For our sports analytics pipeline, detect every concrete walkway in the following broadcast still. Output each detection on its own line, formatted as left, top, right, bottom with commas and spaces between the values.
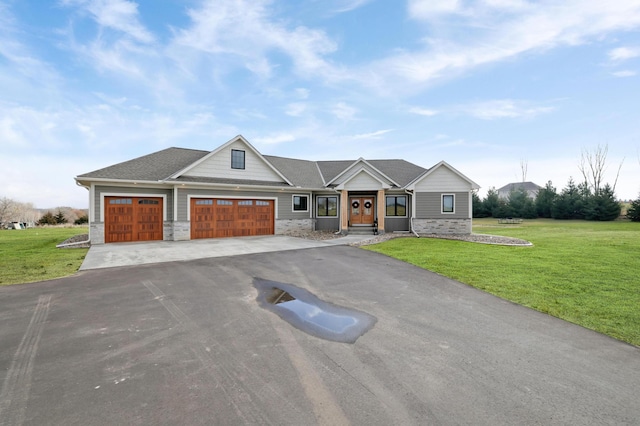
80, 234, 378, 270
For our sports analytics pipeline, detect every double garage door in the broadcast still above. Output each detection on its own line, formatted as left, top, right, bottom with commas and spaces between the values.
191, 198, 274, 239
105, 197, 163, 243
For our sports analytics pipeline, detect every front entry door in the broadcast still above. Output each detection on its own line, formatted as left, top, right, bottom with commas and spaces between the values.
350, 197, 375, 225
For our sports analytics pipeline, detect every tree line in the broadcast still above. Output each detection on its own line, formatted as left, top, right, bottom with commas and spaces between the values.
0, 196, 88, 227
473, 178, 631, 221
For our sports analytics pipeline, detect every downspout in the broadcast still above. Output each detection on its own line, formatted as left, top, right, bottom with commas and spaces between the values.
405, 189, 420, 238
56, 238, 91, 248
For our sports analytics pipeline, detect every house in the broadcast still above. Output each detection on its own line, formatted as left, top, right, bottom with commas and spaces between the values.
497, 181, 541, 200
75, 135, 480, 244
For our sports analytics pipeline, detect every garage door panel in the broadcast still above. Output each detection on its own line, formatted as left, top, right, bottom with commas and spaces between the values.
105, 197, 163, 243
190, 198, 274, 239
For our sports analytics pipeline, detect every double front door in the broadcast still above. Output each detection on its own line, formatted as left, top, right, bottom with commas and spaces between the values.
350, 197, 375, 225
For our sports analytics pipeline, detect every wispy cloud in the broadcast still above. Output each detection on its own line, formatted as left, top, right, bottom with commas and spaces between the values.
332, 102, 358, 120
608, 46, 640, 62
170, 0, 342, 81
352, 129, 394, 139
365, 1, 640, 94
408, 107, 439, 116
253, 133, 296, 145
612, 70, 637, 77
330, 0, 373, 14
460, 99, 555, 120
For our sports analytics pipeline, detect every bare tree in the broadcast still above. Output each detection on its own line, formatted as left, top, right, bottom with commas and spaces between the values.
578, 144, 624, 193
520, 158, 528, 182
0, 197, 17, 224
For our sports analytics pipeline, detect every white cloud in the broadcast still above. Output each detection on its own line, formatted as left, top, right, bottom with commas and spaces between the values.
331, 0, 373, 14
286, 103, 307, 117
332, 102, 358, 120
612, 70, 637, 77
366, 1, 640, 94
170, 0, 341, 80
608, 46, 640, 62
409, 107, 439, 116
408, 0, 462, 18
253, 133, 296, 145
352, 129, 394, 140
461, 99, 555, 120
63, 0, 154, 43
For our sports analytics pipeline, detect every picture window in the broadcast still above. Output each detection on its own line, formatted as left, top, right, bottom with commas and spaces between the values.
293, 195, 309, 212
231, 149, 245, 169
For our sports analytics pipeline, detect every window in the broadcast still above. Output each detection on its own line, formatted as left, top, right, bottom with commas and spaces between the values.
386, 196, 407, 216
256, 200, 270, 206
138, 199, 159, 205
195, 199, 213, 205
231, 149, 245, 169
317, 196, 338, 217
217, 200, 233, 205
238, 200, 253, 206
293, 195, 308, 212
442, 194, 455, 213
109, 198, 132, 205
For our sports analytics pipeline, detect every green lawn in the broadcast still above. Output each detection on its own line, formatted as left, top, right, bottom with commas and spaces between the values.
364, 219, 640, 346
0, 227, 89, 285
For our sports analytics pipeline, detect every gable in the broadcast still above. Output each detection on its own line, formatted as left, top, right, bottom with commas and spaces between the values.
178, 137, 288, 184
411, 162, 479, 192
331, 161, 396, 188
339, 170, 387, 190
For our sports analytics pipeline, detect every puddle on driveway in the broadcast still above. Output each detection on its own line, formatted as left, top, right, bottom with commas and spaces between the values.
254, 278, 377, 344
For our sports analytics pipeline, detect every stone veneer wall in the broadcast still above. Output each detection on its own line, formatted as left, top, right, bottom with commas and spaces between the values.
412, 218, 471, 234
90, 223, 105, 244
171, 221, 190, 241
275, 219, 313, 234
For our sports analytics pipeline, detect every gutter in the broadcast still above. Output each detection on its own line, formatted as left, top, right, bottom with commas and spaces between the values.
405, 189, 420, 238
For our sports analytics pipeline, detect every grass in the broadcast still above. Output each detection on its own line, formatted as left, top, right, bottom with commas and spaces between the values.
364, 218, 640, 346
0, 227, 89, 286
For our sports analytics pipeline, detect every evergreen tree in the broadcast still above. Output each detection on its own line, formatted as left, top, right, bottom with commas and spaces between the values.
472, 191, 489, 218
627, 195, 640, 222
54, 209, 67, 224
535, 181, 557, 218
552, 178, 585, 219
507, 187, 529, 218
482, 187, 500, 218
38, 211, 57, 225
74, 214, 89, 225
583, 185, 621, 221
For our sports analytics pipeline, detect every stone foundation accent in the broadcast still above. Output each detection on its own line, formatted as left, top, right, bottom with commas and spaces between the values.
89, 223, 105, 244
412, 218, 472, 234
170, 221, 190, 241
275, 219, 313, 234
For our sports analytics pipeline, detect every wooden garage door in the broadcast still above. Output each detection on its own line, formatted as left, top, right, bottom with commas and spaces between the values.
105, 197, 163, 243
191, 198, 274, 239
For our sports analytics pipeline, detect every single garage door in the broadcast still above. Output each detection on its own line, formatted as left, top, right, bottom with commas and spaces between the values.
191, 198, 274, 239
105, 197, 163, 243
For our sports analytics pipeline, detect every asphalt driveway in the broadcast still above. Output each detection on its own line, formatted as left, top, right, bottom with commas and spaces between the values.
1, 246, 639, 425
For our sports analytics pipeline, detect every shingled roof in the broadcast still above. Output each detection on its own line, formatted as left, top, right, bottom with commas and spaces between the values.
77, 148, 208, 181
77, 146, 429, 189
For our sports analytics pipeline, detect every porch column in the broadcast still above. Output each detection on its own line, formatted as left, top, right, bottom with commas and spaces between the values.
340, 190, 349, 233
377, 189, 385, 234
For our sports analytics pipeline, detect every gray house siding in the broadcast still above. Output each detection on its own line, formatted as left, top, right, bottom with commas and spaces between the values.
384, 217, 410, 232
415, 192, 469, 219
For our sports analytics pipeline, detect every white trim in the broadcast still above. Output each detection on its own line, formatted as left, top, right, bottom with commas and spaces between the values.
384, 195, 408, 218
441, 193, 455, 214
89, 183, 96, 223
468, 191, 473, 219
315, 195, 339, 218
100, 193, 168, 222
187, 194, 279, 220
173, 186, 179, 222
291, 193, 311, 214
336, 168, 392, 190
326, 158, 400, 188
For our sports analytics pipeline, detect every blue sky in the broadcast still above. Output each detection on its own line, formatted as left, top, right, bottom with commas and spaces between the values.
1, 0, 639, 208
